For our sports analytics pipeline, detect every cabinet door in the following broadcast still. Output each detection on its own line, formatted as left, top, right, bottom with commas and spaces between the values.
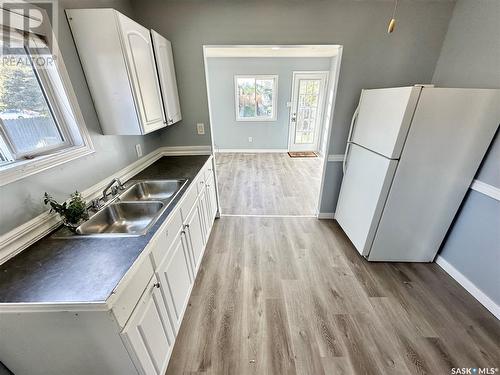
117, 14, 165, 134
184, 200, 206, 273
122, 277, 174, 375
151, 30, 182, 125
198, 188, 210, 244
156, 230, 193, 333
205, 169, 218, 224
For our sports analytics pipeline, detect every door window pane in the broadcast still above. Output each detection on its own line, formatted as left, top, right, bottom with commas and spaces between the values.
294, 79, 321, 144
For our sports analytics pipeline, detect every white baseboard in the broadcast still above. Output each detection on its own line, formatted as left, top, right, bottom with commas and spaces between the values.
435, 255, 500, 320
317, 212, 335, 219
215, 148, 288, 153
327, 154, 344, 162
0, 145, 212, 265
160, 145, 212, 155
470, 179, 500, 201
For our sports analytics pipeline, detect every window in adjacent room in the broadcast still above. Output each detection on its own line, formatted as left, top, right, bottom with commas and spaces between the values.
234, 75, 278, 121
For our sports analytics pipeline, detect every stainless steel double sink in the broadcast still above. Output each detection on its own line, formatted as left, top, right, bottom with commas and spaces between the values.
75, 179, 187, 237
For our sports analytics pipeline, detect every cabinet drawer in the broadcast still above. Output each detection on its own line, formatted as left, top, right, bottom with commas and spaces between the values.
150, 209, 183, 269
197, 176, 206, 195
112, 257, 155, 328
204, 162, 214, 182
180, 181, 198, 221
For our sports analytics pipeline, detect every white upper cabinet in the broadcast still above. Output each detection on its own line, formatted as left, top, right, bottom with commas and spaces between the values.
67, 9, 181, 135
151, 30, 182, 125
117, 14, 165, 134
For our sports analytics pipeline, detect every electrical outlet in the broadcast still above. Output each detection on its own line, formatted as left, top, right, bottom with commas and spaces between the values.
135, 144, 143, 158
248, 137, 253, 143
197, 123, 205, 135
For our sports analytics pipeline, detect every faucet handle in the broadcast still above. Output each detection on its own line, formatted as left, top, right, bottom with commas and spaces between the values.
116, 178, 125, 190
89, 198, 102, 211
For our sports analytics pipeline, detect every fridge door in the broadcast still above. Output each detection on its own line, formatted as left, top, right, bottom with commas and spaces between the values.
351, 86, 421, 159
335, 144, 398, 256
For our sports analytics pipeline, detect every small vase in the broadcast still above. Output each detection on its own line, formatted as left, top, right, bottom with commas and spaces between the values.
62, 218, 85, 232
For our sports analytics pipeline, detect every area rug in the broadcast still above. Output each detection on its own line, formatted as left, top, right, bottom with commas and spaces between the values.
288, 151, 318, 158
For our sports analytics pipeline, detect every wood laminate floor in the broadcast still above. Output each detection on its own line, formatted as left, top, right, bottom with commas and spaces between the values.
215, 153, 323, 215
166, 216, 500, 375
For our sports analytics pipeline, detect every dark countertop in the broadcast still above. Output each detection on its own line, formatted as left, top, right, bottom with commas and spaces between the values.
0, 155, 210, 304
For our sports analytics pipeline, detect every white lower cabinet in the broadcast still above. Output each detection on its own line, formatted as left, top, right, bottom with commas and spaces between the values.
184, 197, 206, 273
121, 276, 175, 375
126, 156, 218, 374
156, 230, 193, 333
206, 170, 218, 225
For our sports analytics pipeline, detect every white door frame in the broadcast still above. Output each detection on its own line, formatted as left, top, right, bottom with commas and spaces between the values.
202, 45, 343, 218
288, 71, 329, 152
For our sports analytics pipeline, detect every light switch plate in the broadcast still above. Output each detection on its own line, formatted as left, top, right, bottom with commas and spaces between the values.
248, 137, 253, 143
197, 123, 205, 135
135, 144, 143, 158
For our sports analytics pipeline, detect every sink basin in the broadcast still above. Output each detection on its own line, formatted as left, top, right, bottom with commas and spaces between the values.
76, 201, 164, 236
120, 179, 187, 202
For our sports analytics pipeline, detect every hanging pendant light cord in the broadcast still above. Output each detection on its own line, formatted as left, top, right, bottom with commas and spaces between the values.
392, 0, 399, 20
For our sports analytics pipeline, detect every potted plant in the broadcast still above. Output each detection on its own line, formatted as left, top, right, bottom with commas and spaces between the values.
43, 191, 89, 231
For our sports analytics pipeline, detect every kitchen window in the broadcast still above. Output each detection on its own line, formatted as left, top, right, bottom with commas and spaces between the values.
0, 7, 93, 186
234, 75, 278, 121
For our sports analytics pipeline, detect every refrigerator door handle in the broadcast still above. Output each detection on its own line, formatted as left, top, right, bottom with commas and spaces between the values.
343, 104, 360, 174
343, 142, 351, 174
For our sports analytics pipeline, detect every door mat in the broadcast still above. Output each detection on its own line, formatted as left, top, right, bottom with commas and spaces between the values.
288, 151, 318, 158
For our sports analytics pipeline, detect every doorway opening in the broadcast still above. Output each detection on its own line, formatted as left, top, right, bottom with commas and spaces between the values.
203, 45, 343, 217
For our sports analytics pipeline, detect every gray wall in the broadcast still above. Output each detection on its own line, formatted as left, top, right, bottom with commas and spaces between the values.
0, 0, 164, 235
132, 0, 455, 213
207, 57, 331, 150
434, 0, 500, 306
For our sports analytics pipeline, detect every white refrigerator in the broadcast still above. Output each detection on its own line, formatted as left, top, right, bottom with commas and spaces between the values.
335, 86, 500, 262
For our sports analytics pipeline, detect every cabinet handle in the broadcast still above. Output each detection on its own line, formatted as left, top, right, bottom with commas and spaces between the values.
181, 230, 186, 235
153, 282, 160, 289
183, 224, 190, 229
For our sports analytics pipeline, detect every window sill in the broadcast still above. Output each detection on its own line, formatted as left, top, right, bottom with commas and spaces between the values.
0, 145, 95, 187
235, 117, 277, 122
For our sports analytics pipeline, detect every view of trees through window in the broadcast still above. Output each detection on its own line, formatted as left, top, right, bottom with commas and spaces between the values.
236, 76, 276, 120
0, 47, 63, 163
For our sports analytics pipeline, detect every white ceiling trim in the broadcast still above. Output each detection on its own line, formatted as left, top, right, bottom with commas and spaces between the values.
204, 45, 340, 58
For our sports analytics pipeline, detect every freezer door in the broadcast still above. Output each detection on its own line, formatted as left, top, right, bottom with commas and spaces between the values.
335, 144, 398, 256
351, 86, 421, 159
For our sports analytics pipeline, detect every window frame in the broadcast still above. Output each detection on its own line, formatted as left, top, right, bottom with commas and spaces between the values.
0, 6, 94, 186
234, 74, 278, 122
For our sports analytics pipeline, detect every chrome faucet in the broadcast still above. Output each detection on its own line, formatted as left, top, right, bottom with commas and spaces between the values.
102, 178, 125, 200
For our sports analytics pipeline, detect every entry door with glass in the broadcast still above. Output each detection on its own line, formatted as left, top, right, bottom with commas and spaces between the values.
288, 72, 328, 152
